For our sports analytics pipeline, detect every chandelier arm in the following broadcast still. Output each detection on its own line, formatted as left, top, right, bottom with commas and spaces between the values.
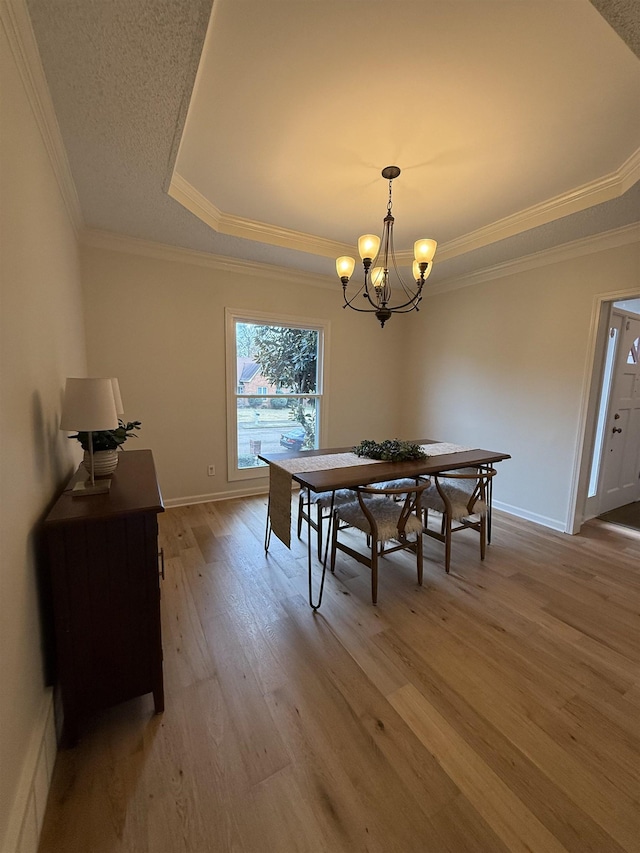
365, 219, 392, 309
385, 277, 424, 310
342, 280, 382, 313
343, 287, 379, 312
363, 294, 383, 310
358, 258, 389, 311
342, 303, 386, 315
381, 226, 423, 311
362, 283, 384, 311
341, 275, 367, 305
387, 301, 423, 314
389, 226, 413, 299
389, 244, 418, 300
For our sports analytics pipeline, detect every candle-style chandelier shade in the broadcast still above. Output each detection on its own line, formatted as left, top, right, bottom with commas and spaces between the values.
336, 166, 437, 328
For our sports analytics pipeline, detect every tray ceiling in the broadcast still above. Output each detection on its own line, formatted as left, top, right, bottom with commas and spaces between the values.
26, 0, 640, 284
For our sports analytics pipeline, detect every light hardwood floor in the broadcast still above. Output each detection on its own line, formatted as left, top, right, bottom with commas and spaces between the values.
38, 495, 640, 852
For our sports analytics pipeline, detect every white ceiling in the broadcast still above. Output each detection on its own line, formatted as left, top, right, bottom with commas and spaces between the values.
26, 0, 640, 284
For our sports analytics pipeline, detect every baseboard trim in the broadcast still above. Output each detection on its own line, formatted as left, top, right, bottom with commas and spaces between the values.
493, 500, 567, 533
163, 484, 270, 508
2, 689, 57, 853
164, 492, 566, 531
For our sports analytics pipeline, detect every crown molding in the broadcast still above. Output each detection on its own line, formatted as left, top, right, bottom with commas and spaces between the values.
435, 148, 640, 263
171, 148, 640, 266
82, 221, 639, 300
80, 228, 337, 289
169, 173, 351, 258
428, 222, 640, 296
1, 0, 83, 233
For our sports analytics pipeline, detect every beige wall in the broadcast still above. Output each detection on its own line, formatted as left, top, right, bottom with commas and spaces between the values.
80, 233, 640, 529
400, 239, 640, 529
80, 235, 640, 529
0, 19, 87, 849
80, 244, 410, 502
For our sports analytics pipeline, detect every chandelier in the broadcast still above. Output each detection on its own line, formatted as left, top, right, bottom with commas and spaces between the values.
336, 166, 437, 328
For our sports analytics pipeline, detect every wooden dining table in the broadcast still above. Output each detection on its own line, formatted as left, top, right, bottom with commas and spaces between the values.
258, 440, 511, 609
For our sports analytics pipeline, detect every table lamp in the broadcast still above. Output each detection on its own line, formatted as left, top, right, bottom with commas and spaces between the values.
60, 377, 119, 495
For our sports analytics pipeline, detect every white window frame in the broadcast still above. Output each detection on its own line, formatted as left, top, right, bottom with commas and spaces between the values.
225, 308, 330, 481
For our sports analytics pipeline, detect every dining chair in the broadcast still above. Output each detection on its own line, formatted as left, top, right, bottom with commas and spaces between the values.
329, 480, 428, 605
373, 478, 422, 499
297, 488, 354, 559
421, 467, 497, 573
438, 464, 496, 542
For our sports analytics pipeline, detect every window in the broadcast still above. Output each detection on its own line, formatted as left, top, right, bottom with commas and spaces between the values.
588, 324, 618, 497
225, 309, 329, 480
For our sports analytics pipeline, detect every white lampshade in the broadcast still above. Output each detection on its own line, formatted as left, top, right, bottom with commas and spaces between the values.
109, 378, 124, 416
60, 378, 119, 432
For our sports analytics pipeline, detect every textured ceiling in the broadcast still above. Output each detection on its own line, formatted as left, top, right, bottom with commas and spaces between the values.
26, 0, 640, 285
589, 0, 640, 55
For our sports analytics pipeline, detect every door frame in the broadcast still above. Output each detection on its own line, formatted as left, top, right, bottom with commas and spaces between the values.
593, 310, 640, 514
567, 287, 640, 534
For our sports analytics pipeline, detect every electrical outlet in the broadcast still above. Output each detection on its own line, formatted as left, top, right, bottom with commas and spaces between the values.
207, 464, 215, 476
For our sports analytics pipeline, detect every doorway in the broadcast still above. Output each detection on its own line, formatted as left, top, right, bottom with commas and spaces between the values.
580, 297, 640, 529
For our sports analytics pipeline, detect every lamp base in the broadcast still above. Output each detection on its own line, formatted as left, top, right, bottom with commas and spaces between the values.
71, 478, 112, 497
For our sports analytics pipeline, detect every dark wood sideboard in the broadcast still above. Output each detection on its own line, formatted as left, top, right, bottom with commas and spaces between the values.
44, 449, 165, 746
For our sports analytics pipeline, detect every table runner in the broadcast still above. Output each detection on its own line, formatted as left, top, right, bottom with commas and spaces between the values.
420, 442, 472, 455
268, 443, 471, 548
269, 453, 384, 548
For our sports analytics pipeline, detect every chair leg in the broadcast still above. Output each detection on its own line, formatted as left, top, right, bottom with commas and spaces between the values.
416, 534, 423, 586
330, 511, 338, 574
297, 492, 328, 561
297, 490, 306, 539
444, 514, 452, 573
486, 472, 493, 544
370, 541, 378, 605
480, 512, 487, 560
264, 496, 272, 552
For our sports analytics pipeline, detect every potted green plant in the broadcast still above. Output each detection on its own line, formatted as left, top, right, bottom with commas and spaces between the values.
69, 420, 141, 477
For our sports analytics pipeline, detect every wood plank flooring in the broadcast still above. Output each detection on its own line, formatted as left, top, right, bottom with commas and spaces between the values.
38, 496, 640, 852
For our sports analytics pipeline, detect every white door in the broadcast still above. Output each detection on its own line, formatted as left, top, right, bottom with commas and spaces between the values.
598, 315, 640, 513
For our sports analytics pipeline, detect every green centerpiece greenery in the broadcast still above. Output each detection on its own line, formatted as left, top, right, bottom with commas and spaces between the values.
69, 420, 141, 452
353, 439, 427, 462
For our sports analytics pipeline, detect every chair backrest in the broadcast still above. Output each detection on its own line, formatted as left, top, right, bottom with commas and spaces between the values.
433, 467, 496, 517
352, 479, 429, 540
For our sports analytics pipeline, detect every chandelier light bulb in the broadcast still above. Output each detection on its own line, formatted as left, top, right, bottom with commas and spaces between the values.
358, 234, 380, 261
413, 260, 433, 282
414, 238, 437, 263
336, 256, 356, 281
371, 267, 386, 290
